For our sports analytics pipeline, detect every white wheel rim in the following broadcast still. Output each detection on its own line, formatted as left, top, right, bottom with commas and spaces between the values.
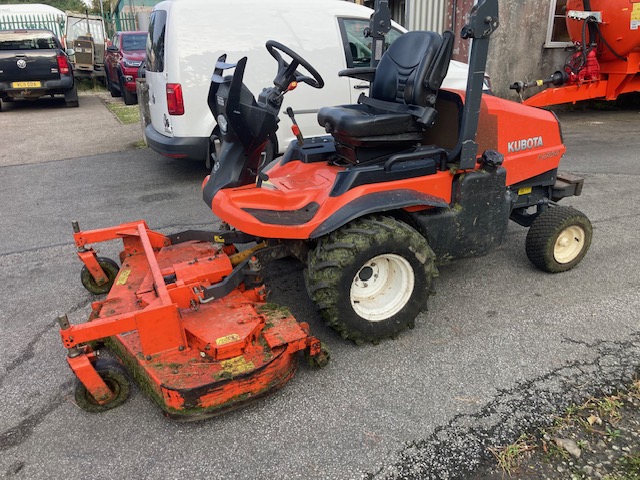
554, 225, 586, 264
350, 254, 414, 322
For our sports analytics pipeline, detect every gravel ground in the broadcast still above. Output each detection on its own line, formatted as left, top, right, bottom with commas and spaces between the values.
478, 380, 640, 479
368, 335, 640, 479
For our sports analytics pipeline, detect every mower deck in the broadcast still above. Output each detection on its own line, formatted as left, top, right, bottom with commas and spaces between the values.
59, 221, 324, 418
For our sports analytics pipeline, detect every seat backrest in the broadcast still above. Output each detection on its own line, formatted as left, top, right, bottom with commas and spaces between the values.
371, 30, 454, 108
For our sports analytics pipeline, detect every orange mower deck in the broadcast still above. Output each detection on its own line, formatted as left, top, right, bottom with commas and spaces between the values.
58, 220, 326, 418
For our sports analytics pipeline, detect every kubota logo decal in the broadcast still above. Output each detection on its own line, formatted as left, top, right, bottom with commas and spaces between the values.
507, 136, 543, 153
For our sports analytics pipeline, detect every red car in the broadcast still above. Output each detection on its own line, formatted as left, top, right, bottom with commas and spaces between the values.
105, 31, 147, 105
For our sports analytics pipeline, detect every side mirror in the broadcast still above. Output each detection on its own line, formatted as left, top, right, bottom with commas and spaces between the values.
66, 48, 76, 56
106, 45, 119, 53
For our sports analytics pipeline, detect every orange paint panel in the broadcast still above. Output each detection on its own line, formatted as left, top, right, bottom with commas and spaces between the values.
67, 354, 113, 403
212, 167, 453, 239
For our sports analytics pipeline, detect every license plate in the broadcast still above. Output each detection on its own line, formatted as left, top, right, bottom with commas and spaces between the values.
12, 81, 41, 88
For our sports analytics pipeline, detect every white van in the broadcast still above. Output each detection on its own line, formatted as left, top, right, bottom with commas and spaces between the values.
144, 0, 474, 163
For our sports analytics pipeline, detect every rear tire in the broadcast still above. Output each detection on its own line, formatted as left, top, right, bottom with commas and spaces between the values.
306, 215, 437, 344
64, 84, 79, 108
120, 77, 136, 105
107, 74, 120, 97
526, 206, 592, 273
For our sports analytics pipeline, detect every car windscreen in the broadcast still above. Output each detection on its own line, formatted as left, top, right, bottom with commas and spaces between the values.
122, 34, 147, 52
0, 31, 59, 50
147, 10, 166, 73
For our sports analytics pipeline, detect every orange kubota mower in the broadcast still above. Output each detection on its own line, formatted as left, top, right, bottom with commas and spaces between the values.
59, 0, 591, 417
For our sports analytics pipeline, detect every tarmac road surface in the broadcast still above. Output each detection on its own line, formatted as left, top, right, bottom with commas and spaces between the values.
0, 96, 639, 479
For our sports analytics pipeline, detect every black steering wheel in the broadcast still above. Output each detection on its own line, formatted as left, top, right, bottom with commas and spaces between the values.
266, 40, 324, 90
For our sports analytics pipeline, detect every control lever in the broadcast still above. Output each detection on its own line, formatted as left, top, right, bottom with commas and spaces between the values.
286, 107, 304, 146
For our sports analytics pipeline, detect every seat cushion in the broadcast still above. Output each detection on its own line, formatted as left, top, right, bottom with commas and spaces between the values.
318, 103, 418, 138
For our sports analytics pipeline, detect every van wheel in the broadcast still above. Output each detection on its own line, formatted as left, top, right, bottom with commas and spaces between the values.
306, 215, 437, 344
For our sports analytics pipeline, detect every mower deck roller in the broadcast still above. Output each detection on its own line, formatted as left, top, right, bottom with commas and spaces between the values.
59, 220, 326, 418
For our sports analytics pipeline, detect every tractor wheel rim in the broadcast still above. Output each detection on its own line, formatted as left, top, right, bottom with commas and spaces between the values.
554, 225, 585, 264
350, 254, 414, 322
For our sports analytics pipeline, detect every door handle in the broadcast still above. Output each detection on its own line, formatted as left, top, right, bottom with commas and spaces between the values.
353, 84, 369, 89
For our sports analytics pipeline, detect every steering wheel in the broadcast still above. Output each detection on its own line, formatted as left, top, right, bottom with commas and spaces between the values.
266, 40, 324, 90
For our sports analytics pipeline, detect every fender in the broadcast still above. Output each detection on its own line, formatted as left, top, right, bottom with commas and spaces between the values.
309, 189, 448, 239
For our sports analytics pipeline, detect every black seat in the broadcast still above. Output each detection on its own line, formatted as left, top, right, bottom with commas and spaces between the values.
318, 30, 454, 163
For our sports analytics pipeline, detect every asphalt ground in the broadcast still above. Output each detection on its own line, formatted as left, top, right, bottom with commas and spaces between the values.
0, 96, 639, 479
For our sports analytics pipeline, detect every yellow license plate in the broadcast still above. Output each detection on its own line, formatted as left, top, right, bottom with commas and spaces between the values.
12, 81, 41, 88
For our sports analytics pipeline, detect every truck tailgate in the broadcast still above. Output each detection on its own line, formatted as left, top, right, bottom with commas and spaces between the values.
0, 51, 60, 83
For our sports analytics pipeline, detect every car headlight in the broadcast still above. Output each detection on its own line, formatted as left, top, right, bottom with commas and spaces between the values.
123, 59, 143, 68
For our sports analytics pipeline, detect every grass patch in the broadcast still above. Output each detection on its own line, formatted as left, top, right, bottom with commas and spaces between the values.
107, 103, 141, 125
76, 77, 107, 93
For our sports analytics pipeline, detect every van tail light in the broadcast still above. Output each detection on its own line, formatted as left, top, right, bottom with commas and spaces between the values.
57, 54, 70, 75
166, 83, 185, 115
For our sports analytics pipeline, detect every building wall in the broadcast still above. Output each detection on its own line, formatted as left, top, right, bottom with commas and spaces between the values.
484, 0, 568, 98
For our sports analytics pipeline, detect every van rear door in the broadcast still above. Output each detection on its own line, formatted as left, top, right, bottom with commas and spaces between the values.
145, 9, 170, 136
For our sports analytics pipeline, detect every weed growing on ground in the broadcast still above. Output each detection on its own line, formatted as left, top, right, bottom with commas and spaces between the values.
488, 434, 536, 476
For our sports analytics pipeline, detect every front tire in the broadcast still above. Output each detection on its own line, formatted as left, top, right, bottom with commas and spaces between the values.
526, 206, 592, 273
73, 359, 130, 413
306, 216, 437, 344
80, 257, 120, 294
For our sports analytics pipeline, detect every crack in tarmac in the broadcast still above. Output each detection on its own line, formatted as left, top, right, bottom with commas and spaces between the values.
0, 380, 73, 453
367, 333, 640, 480
0, 297, 93, 387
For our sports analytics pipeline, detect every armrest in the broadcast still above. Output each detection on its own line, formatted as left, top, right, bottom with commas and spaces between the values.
337, 67, 376, 82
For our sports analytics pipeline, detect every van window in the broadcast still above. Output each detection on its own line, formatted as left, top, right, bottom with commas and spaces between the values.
147, 10, 167, 72
338, 18, 403, 68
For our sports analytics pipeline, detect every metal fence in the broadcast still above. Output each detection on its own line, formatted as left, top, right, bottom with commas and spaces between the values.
0, 11, 140, 42
103, 12, 137, 38
0, 13, 66, 39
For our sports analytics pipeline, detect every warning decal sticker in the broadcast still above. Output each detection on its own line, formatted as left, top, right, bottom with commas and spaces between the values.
632, 3, 640, 30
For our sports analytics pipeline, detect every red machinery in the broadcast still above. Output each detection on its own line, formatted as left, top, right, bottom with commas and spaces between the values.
512, 0, 640, 107
59, 0, 592, 418
59, 221, 327, 417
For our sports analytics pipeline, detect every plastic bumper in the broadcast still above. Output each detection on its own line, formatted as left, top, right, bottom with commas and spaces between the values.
145, 124, 208, 160
0, 75, 74, 97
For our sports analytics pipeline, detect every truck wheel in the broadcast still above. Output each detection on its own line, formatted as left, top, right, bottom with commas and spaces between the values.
64, 85, 79, 108
120, 77, 136, 105
80, 257, 120, 294
74, 359, 130, 413
526, 206, 592, 273
306, 216, 437, 344
107, 74, 120, 97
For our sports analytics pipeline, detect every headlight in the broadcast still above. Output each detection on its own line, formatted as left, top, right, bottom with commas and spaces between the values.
123, 59, 143, 68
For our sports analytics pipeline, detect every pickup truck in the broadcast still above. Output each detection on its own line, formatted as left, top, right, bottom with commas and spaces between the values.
104, 30, 147, 105
0, 29, 79, 110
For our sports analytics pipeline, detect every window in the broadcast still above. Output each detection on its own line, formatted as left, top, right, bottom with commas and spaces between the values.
339, 18, 403, 68
545, 0, 572, 48
147, 10, 167, 72
122, 33, 147, 52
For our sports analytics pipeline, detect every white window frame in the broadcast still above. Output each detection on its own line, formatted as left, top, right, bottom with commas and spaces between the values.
545, 0, 573, 48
